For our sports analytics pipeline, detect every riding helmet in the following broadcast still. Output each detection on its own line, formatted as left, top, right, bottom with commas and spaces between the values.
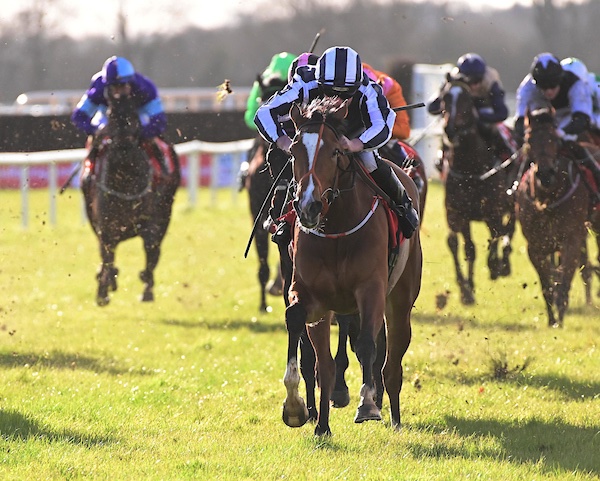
316, 46, 363, 99
288, 52, 318, 82
102, 56, 136, 85
457, 53, 486, 83
560, 57, 589, 83
531, 53, 563, 89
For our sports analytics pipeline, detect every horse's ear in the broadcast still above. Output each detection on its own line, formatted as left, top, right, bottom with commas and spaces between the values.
290, 103, 302, 127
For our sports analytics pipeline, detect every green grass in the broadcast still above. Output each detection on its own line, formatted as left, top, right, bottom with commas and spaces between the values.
0, 183, 599, 480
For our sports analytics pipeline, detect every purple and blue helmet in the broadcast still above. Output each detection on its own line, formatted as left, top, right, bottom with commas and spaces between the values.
102, 56, 135, 85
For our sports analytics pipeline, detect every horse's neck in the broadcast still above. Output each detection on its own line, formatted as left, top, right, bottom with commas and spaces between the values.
451, 133, 493, 173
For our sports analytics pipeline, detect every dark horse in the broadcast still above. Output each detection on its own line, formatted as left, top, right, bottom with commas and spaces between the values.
281, 98, 422, 436
516, 108, 594, 327
82, 89, 180, 306
241, 136, 286, 311
441, 80, 514, 304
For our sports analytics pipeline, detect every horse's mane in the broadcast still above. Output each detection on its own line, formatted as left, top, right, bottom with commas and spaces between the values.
527, 107, 556, 129
299, 97, 349, 134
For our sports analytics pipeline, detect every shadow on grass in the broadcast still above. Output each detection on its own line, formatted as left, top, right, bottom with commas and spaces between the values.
162, 317, 287, 334
413, 415, 600, 476
412, 311, 535, 333
0, 409, 115, 446
0, 350, 151, 376
454, 371, 600, 402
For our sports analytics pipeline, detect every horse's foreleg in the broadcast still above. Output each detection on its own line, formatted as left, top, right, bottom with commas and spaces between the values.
254, 229, 270, 312
283, 302, 309, 428
487, 236, 500, 281
354, 291, 385, 424
96, 241, 117, 306
528, 247, 557, 326
464, 229, 476, 302
140, 237, 161, 302
307, 315, 335, 436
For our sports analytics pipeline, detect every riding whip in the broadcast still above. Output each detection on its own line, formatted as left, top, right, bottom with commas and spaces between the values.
243, 157, 292, 259
59, 161, 83, 194
392, 102, 425, 112
308, 29, 325, 54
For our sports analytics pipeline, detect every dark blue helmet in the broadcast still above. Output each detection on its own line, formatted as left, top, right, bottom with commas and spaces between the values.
457, 53, 486, 82
102, 56, 135, 85
531, 53, 563, 89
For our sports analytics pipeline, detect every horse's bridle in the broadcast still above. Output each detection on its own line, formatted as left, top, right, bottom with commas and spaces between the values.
293, 118, 354, 212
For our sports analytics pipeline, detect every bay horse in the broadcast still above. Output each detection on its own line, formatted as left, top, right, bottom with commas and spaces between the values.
441, 80, 514, 304
308, 141, 429, 410
516, 108, 593, 327
282, 97, 422, 436
81, 89, 180, 306
241, 136, 287, 311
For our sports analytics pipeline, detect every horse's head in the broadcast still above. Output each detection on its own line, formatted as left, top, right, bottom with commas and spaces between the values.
104, 85, 141, 145
525, 107, 560, 187
441, 80, 478, 143
289, 98, 350, 229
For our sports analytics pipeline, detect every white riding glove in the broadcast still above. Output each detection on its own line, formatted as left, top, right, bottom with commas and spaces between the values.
556, 128, 578, 142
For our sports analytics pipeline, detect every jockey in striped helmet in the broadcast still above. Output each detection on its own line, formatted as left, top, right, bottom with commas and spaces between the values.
255, 46, 419, 239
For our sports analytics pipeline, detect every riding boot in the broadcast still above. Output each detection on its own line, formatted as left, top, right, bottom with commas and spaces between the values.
568, 142, 600, 201
370, 158, 419, 239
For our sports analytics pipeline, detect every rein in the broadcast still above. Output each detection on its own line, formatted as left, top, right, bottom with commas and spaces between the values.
298, 196, 381, 238
294, 116, 381, 237
527, 159, 581, 212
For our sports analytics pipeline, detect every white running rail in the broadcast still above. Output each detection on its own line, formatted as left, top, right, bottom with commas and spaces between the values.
0, 138, 254, 228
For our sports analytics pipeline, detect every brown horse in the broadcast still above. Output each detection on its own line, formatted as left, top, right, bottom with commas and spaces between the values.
516, 108, 594, 326
441, 80, 514, 304
281, 98, 422, 436
82, 90, 180, 306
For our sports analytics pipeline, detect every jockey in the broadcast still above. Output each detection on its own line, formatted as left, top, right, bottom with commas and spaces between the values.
71, 56, 168, 174
255, 46, 419, 239
514, 52, 600, 199
428, 53, 513, 169
244, 52, 296, 131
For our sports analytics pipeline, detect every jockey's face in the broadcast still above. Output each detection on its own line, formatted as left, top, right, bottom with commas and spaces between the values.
107, 82, 132, 99
540, 85, 560, 100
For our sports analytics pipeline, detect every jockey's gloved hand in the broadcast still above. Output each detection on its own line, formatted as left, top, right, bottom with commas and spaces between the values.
276, 135, 292, 153
339, 136, 364, 153
556, 128, 578, 142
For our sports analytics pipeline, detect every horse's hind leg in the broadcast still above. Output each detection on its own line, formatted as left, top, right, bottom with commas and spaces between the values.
299, 328, 318, 422
580, 240, 592, 305
331, 313, 354, 408
307, 314, 335, 436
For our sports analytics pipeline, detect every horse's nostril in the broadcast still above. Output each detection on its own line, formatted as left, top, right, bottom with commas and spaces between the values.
307, 201, 323, 218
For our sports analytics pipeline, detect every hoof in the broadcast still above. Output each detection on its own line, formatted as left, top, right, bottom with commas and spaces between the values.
331, 388, 350, 408
141, 291, 154, 302
267, 278, 283, 296
314, 425, 332, 437
282, 400, 309, 428
96, 295, 110, 307
307, 406, 318, 423
354, 404, 382, 423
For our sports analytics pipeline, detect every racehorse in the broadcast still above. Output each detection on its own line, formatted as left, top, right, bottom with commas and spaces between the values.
441, 80, 514, 304
313, 141, 429, 410
81, 89, 180, 306
516, 108, 594, 326
281, 97, 422, 436
241, 136, 286, 311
